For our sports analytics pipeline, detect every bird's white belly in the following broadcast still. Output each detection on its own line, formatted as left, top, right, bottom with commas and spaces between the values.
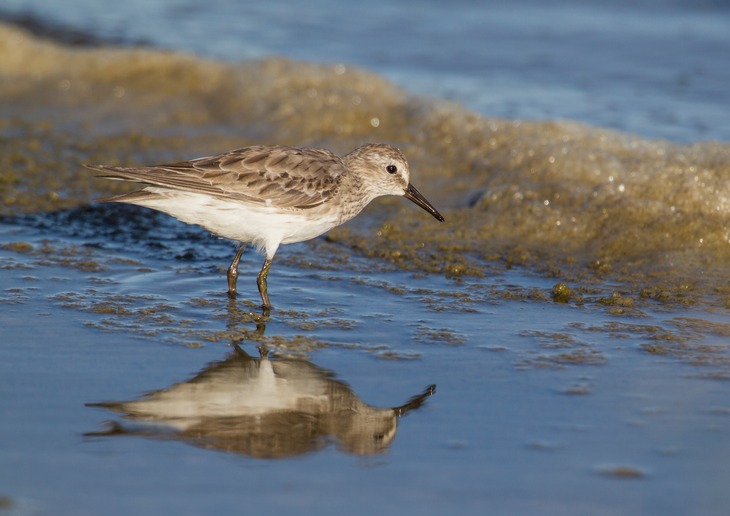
137, 191, 340, 254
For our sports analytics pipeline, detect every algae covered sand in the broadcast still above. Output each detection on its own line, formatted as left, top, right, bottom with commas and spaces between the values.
2, 22, 730, 307
2, 13, 730, 516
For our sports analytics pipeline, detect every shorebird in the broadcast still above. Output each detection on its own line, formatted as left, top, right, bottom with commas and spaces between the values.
88, 143, 444, 308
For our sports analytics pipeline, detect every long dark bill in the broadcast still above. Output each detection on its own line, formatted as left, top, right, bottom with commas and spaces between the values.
404, 183, 445, 222
393, 384, 437, 417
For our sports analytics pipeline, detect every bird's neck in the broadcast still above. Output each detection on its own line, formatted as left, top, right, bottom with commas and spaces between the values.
335, 172, 377, 224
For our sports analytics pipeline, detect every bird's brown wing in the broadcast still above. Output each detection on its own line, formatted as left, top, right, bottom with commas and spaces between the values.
88, 145, 346, 209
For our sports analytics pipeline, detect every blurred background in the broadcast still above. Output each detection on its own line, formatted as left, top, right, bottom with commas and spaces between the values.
3, 0, 729, 142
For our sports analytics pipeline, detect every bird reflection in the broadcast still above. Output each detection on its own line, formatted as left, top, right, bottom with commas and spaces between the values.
86, 343, 435, 458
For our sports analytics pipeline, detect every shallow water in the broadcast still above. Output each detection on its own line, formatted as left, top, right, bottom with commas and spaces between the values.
2, 208, 730, 515
1, 3, 730, 514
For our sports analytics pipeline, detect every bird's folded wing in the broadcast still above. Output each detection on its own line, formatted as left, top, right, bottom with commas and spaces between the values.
88, 145, 345, 209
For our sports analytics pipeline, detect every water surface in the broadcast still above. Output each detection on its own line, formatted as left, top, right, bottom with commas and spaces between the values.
1, 2, 730, 514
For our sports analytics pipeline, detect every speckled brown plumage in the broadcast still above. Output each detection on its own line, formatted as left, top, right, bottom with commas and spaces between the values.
87, 143, 444, 309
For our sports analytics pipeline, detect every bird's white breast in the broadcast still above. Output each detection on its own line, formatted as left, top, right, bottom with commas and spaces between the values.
136, 190, 341, 256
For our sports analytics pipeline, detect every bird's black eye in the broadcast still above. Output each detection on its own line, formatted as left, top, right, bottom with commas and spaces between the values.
386, 164, 397, 174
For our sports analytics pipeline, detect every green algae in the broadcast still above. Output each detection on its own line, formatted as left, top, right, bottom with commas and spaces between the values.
516, 330, 607, 370
570, 319, 730, 378
2, 22, 730, 308
671, 317, 730, 337
597, 291, 635, 307
413, 325, 467, 346
1, 241, 33, 253
0, 119, 192, 215
1, 240, 106, 272
552, 282, 578, 303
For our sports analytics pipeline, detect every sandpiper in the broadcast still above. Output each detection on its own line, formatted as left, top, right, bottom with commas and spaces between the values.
87, 143, 444, 308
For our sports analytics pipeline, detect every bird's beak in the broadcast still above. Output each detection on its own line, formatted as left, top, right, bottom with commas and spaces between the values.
393, 384, 437, 417
404, 183, 445, 222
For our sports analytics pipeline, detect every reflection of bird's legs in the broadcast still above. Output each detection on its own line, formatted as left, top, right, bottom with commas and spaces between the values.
227, 244, 246, 297
257, 258, 273, 309
255, 313, 268, 334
